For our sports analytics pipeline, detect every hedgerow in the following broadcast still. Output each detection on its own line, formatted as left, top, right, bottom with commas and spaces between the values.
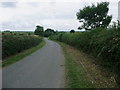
50, 28, 120, 77
2, 34, 42, 60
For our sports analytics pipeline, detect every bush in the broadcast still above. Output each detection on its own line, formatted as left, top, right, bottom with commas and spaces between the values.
50, 28, 120, 75
2, 35, 42, 59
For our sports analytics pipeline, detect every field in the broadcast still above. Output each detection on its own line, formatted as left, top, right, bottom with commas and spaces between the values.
2, 31, 34, 35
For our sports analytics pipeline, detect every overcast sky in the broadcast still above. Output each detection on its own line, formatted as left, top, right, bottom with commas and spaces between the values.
0, 0, 119, 31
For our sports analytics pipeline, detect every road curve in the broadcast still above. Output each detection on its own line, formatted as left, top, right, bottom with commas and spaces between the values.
3, 38, 65, 88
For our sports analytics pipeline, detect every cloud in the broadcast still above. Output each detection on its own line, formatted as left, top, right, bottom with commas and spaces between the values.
2, 22, 35, 31
39, 19, 80, 30
109, 1, 118, 19
0, 2, 17, 8
1, 2, 82, 30
0, 0, 119, 31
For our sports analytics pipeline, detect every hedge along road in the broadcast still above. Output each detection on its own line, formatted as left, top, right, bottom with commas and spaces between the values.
3, 38, 65, 88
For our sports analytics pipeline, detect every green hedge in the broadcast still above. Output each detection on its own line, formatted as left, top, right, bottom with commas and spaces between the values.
50, 28, 120, 74
2, 35, 42, 60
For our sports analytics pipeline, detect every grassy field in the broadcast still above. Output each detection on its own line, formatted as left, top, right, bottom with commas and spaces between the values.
2, 39, 46, 67
57, 41, 118, 88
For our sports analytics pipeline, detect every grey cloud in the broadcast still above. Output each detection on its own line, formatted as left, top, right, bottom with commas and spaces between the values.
1, 2, 17, 8
27, 2, 56, 7
1, 1, 118, 31
36, 13, 75, 20
109, 2, 118, 19
2, 21, 35, 31
27, 2, 40, 7
49, 1, 56, 6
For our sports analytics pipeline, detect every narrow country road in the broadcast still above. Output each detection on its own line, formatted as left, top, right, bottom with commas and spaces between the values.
3, 38, 65, 88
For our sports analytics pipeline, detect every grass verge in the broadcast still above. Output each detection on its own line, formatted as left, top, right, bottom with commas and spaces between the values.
58, 42, 93, 88
2, 39, 46, 67
56, 41, 118, 88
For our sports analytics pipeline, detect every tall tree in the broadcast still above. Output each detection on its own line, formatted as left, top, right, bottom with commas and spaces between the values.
76, 2, 112, 30
70, 30, 75, 33
44, 28, 55, 37
34, 25, 44, 36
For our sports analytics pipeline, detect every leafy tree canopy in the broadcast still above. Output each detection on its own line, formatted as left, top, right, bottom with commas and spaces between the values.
76, 2, 112, 30
70, 30, 75, 33
45, 28, 55, 33
44, 28, 55, 37
34, 25, 44, 36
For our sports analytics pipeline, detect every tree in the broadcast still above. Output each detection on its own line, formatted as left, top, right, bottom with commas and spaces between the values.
44, 28, 55, 37
45, 28, 55, 33
70, 30, 75, 33
34, 25, 44, 36
76, 2, 112, 30
118, 20, 120, 29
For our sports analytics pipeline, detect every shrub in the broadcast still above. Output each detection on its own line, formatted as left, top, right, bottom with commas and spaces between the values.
50, 28, 120, 75
2, 35, 42, 60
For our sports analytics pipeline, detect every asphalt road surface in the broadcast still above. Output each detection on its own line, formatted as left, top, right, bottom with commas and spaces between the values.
3, 38, 65, 88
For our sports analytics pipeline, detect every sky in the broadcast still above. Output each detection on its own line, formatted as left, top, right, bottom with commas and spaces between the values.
0, 0, 119, 31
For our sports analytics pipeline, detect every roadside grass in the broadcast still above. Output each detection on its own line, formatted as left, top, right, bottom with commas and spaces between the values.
57, 41, 118, 88
2, 39, 46, 67
58, 42, 93, 88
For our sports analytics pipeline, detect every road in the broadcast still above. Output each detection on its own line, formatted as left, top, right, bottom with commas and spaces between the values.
2, 38, 65, 88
